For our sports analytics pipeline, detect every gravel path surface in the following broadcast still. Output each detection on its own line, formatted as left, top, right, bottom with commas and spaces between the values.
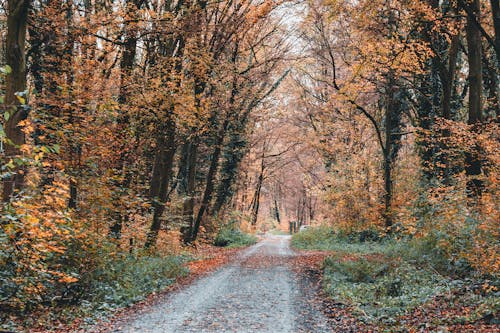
109, 235, 332, 333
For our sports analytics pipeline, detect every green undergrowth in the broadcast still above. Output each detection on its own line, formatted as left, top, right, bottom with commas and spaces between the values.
268, 229, 289, 235
214, 227, 257, 248
1, 253, 188, 331
292, 226, 499, 328
291, 225, 389, 254
82, 254, 188, 309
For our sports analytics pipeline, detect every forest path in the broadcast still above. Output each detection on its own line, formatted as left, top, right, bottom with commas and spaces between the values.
108, 235, 332, 332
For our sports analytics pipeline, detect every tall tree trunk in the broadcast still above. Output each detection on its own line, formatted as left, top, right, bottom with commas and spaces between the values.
250, 153, 265, 226
3, 0, 30, 202
383, 77, 395, 229
188, 117, 230, 242
465, 0, 484, 198
180, 140, 198, 243
212, 121, 247, 216
274, 198, 281, 224
209, 44, 242, 217
441, 33, 460, 120
176, 142, 191, 195
490, 0, 500, 66
144, 116, 177, 249
66, 2, 79, 209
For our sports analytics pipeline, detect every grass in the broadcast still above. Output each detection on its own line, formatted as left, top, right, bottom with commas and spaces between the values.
291, 225, 390, 255
2, 253, 189, 331
322, 255, 449, 323
292, 226, 499, 327
268, 229, 289, 235
83, 254, 188, 308
213, 228, 257, 248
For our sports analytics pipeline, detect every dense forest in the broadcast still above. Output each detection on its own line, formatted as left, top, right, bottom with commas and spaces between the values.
0, 0, 498, 331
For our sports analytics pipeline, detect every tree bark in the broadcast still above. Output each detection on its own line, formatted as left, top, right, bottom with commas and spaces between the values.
383, 75, 396, 229
3, 0, 30, 202
188, 116, 230, 242
180, 140, 198, 243
144, 116, 177, 249
250, 152, 265, 226
490, 0, 500, 65
465, 0, 484, 197
441, 33, 460, 120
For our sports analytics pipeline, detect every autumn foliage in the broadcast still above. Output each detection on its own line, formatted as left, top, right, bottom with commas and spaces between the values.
0, 0, 499, 329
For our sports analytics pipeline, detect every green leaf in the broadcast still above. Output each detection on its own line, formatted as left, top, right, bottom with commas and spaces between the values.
52, 144, 61, 154
0, 96, 4, 104
4, 111, 9, 121
1, 65, 12, 75
13, 157, 24, 166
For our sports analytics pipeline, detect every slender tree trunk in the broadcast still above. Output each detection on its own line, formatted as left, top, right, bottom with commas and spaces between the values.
274, 198, 281, 224
441, 33, 460, 120
490, 0, 500, 65
466, 0, 483, 125
65, 1, 80, 209
483, 50, 499, 119
176, 142, 191, 195
465, 0, 484, 198
383, 77, 396, 229
212, 125, 246, 216
188, 117, 229, 242
3, 0, 30, 202
181, 140, 198, 243
145, 116, 177, 249
209, 45, 241, 217
250, 154, 265, 226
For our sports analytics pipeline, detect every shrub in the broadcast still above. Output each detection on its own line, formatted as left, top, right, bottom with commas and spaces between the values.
298, 226, 499, 325
291, 226, 389, 254
324, 256, 389, 283
80, 254, 187, 309
291, 225, 336, 249
214, 228, 257, 248
323, 256, 448, 321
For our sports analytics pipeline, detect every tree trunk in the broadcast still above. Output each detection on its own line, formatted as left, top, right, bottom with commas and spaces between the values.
3, 0, 30, 202
490, 0, 500, 65
144, 117, 177, 249
441, 33, 460, 120
212, 123, 247, 216
180, 140, 198, 243
188, 117, 229, 243
250, 155, 265, 226
383, 78, 395, 229
465, 0, 484, 198
274, 198, 281, 224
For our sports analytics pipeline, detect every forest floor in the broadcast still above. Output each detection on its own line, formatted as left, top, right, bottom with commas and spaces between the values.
90, 235, 343, 333
69, 234, 498, 333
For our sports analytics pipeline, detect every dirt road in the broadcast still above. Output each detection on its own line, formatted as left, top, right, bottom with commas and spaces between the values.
109, 235, 332, 332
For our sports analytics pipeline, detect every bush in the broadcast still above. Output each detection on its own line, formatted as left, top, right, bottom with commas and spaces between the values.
298, 226, 499, 325
291, 226, 388, 254
0, 243, 188, 330
291, 225, 335, 248
80, 254, 187, 309
324, 256, 389, 283
291, 226, 478, 277
323, 255, 448, 321
214, 228, 257, 248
